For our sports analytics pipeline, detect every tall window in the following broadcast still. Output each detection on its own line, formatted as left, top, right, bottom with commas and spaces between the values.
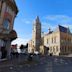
50, 47, 52, 52
11, 0, 14, 2
5, 5, 13, 16
54, 37, 56, 43
47, 39, 48, 44
0, 39, 4, 47
0, 1, 3, 17
52, 37, 53, 43
3, 19, 10, 30
56, 46, 58, 52
71, 38, 72, 43
53, 46, 55, 52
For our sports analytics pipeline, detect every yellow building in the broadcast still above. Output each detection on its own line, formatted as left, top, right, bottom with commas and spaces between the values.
44, 25, 72, 56
0, 0, 18, 59
28, 16, 72, 56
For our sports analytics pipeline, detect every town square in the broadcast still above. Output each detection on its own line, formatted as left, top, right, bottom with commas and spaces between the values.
0, 0, 72, 72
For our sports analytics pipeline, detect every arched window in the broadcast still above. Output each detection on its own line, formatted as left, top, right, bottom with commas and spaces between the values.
3, 19, 10, 30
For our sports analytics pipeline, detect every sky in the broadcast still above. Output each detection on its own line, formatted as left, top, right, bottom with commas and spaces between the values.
12, 0, 72, 45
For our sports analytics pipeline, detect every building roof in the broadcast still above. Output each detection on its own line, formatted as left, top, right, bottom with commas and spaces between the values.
58, 25, 70, 33
58, 25, 68, 33
45, 25, 71, 36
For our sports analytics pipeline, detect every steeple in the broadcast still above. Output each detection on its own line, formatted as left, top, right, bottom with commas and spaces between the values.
36, 16, 39, 22
34, 16, 41, 24
32, 16, 41, 52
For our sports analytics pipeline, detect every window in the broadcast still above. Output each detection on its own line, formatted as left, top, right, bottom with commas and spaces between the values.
3, 19, 10, 30
52, 38, 53, 43
50, 47, 52, 52
47, 39, 48, 44
71, 38, 72, 43
54, 37, 56, 43
5, 5, 13, 16
56, 46, 58, 52
64, 46, 66, 52
0, 1, 3, 17
53, 46, 55, 52
11, 0, 14, 2
69, 38, 71, 43
0, 39, 4, 47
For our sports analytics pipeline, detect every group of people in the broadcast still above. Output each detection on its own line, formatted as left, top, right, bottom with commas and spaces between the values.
0, 46, 19, 59
0, 46, 7, 59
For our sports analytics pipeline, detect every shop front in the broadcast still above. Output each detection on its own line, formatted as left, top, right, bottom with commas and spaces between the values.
0, 30, 17, 59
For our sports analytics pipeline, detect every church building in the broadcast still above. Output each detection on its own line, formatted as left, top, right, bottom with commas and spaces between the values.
28, 17, 72, 56
28, 16, 42, 53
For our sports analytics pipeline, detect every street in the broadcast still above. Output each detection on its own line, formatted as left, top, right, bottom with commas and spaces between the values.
0, 56, 72, 72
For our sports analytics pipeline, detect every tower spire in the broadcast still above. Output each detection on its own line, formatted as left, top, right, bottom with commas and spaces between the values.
34, 16, 40, 24
36, 16, 39, 21
32, 16, 41, 52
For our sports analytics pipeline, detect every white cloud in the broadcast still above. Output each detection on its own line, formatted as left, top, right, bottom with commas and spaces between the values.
42, 22, 57, 33
15, 18, 32, 25
22, 20, 31, 24
25, 21, 31, 24
42, 22, 56, 29
11, 38, 29, 46
45, 15, 72, 25
45, 15, 72, 21
42, 15, 72, 32
21, 19, 32, 25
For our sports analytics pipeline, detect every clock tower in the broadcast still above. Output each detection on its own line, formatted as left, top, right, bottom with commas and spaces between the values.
32, 16, 41, 52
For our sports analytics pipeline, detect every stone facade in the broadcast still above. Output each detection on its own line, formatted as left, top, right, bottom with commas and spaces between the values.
44, 25, 72, 56
28, 17, 72, 56
28, 16, 49, 55
28, 16, 42, 53
0, 0, 18, 59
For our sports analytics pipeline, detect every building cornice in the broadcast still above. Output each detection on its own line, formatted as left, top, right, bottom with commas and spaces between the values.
5, 0, 18, 15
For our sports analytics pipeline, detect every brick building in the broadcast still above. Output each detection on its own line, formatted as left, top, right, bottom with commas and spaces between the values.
0, 0, 18, 59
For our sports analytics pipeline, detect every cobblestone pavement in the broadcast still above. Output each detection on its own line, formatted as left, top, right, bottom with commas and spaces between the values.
0, 55, 72, 72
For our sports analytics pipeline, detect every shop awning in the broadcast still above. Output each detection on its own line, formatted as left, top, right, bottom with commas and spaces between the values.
9, 30, 17, 41
0, 30, 17, 41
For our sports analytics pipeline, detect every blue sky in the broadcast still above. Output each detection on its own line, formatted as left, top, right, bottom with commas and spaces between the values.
12, 0, 72, 45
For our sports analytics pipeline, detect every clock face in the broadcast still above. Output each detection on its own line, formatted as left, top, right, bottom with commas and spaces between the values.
3, 19, 10, 30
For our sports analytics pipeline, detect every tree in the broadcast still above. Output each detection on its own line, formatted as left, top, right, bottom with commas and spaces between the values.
25, 43, 28, 48
19, 43, 28, 53
20, 44, 24, 50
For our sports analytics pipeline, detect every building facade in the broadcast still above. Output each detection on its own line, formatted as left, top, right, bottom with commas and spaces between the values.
28, 16, 42, 53
28, 17, 72, 56
44, 25, 72, 56
0, 0, 18, 59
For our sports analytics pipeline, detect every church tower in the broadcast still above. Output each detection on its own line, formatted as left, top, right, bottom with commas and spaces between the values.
32, 16, 41, 52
